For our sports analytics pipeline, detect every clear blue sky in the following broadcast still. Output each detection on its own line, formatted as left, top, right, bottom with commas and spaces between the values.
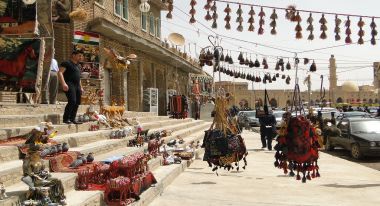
161, 0, 380, 91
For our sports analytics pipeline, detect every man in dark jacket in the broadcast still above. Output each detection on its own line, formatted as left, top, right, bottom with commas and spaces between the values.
258, 106, 277, 150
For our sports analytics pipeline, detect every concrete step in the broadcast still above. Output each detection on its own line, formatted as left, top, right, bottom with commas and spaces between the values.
0, 119, 198, 164
69, 121, 208, 157
0, 121, 209, 187
0, 114, 62, 128
0, 104, 98, 116
0, 113, 169, 131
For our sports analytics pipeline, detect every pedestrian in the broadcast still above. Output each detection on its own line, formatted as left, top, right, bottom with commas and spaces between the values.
58, 51, 84, 124
48, 58, 59, 104
258, 105, 276, 150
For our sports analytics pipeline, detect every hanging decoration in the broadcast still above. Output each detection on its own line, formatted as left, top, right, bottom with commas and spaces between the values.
189, 1, 379, 45
357, 17, 365, 44
211, 1, 218, 28
236, 4, 244, 32
310, 60, 317, 72
274, 88, 321, 183
319, 14, 327, 39
270, 9, 277, 35
334, 15, 342, 41
166, 0, 173, 19
258, 7, 265, 35
295, 13, 302, 39
285, 5, 297, 22
189, 0, 197, 23
248, 6, 255, 32
224, 4, 232, 30
371, 17, 378, 45
307, 13, 314, 40
345, 16, 352, 44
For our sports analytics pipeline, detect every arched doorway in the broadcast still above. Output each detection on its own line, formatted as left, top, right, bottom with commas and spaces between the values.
337, 97, 343, 103
356, 98, 361, 103
369, 99, 373, 104
375, 98, 378, 103
270, 98, 278, 108
286, 100, 291, 106
363, 98, 367, 103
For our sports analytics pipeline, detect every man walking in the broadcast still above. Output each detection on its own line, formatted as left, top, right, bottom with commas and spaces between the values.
58, 51, 84, 124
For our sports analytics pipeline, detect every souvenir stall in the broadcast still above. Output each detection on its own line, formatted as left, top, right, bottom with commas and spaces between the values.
189, 73, 213, 120
168, 94, 189, 119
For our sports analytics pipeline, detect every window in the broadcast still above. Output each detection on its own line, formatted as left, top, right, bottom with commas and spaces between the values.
141, 12, 147, 31
114, 0, 128, 20
156, 18, 161, 38
149, 14, 155, 35
122, 0, 129, 20
114, 0, 122, 16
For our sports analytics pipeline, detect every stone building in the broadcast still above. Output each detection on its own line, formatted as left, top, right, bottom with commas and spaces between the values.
54, 0, 203, 115
215, 55, 379, 108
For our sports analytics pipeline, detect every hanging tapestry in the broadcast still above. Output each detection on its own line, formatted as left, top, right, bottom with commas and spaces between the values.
0, 0, 38, 35
73, 31, 100, 79
189, 73, 213, 96
0, 37, 42, 93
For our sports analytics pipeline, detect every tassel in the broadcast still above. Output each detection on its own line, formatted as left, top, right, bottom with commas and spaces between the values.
271, 28, 277, 35
308, 32, 315, 40
285, 5, 297, 21
306, 24, 314, 31
357, 17, 365, 45
310, 60, 317, 72
254, 59, 261, 67
295, 22, 302, 39
211, 0, 216, 11
286, 76, 291, 84
258, 26, 264, 35
258, 7, 265, 17
335, 34, 341, 41
204, 0, 212, 10
248, 6, 255, 32
237, 23, 243, 32
166, 0, 173, 19
275, 62, 280, 70
212, 20, 217, 29
224, 4, 231, 30
319, 14, 327, 40
320, 30, 327, 39
225, 21, 231, 30
345, 35, 352, 44
189, 0, 197, 23
286, 61, 291, 70
205, 11, 212, 21
270, 9, 278, 19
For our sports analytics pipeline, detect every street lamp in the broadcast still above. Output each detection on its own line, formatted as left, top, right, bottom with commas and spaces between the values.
139, 0, 150, 13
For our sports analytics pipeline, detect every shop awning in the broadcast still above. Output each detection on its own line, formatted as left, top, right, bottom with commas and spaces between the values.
87, 17, 202, 74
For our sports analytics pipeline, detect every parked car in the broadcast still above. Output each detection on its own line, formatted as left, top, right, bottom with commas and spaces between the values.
237, 111, 260, 128
273, 111, 286, 128
336, 111, 372, 120
325, 118, 380, 159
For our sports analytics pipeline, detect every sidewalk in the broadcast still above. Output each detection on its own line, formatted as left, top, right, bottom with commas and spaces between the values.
149, 130, 380, 206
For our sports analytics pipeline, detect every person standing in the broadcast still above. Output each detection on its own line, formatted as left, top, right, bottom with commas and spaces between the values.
258, 106, 276, 150
58, 51, 84, 124
48, 58, 59, 104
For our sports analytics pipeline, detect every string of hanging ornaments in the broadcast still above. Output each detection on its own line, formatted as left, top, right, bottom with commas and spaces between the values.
179, 0, 379, 45
199, 47, 318, 76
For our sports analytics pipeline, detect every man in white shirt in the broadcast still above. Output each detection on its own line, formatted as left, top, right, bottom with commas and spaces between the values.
48, 58, 59, 104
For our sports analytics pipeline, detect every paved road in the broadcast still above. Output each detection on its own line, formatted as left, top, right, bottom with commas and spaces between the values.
150, 130, 380, 206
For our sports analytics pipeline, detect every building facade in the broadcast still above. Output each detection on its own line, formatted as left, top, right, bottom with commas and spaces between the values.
54, 0, 203, 115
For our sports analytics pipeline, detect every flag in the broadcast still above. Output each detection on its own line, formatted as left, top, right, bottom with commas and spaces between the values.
73, 31, 100, 45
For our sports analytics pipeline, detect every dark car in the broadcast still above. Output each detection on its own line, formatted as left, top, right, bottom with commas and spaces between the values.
325, 118, 380, 159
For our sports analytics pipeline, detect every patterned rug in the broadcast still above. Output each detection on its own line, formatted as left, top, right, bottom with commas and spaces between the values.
49, 151, 97, 172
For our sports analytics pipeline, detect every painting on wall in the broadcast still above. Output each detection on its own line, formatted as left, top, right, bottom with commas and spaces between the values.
73, 31, 100, 79
0, 0, 37, 35
0, 37, 42, 92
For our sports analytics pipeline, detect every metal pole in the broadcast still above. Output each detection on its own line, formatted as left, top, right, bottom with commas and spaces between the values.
307, 74, 311, 109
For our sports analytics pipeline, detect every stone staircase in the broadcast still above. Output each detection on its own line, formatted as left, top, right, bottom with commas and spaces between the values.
0, 104, 210, 206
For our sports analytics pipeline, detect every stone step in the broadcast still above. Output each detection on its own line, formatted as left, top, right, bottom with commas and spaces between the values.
0, 103, 158, 117
0, 104, 98, 116
0, 119, 196, 164
0, 121, 209, 187
69, 121, 208, 157
0, 113, 169, 130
